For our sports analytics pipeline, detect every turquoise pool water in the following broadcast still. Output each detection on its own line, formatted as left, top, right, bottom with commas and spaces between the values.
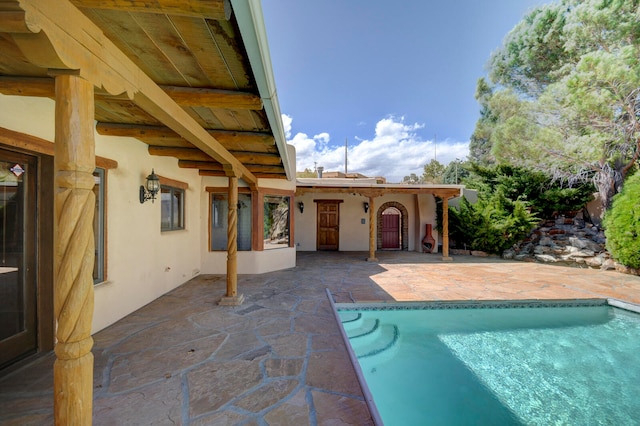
337, 301, 640, 425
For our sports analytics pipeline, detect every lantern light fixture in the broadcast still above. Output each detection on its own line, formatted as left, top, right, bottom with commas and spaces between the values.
363, 202, 369, 213
298, 202, 304, 213
139, 169, 160, 204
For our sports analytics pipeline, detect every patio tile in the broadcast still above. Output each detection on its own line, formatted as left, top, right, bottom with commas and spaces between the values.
2, 252, 640, 425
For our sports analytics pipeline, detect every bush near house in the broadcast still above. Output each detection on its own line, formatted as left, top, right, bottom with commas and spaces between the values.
445, 164, 594, 255
603, 172, 640, 269
449, 194, 538, 254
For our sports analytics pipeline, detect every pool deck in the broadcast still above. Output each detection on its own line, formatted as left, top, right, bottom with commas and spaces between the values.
2, 251, 640, 425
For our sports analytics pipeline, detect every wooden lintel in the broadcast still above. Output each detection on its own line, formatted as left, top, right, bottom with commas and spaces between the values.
296, 186, 462, 198
95, 123, 275, 150
179, 160, 284, 174
69, 0, 228, 20
200, 170, 285, 179
0, 77, 262, 110
148, 146, 282, 166
159, 86, 262, 110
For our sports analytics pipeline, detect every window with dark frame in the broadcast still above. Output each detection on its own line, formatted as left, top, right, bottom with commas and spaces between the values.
263, 195, 290, 249
161, 185, 185, 231
93, 168, 105, 284
210, 193, 252, 251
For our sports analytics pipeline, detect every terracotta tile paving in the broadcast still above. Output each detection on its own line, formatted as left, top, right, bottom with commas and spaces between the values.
1, 251, 640, 425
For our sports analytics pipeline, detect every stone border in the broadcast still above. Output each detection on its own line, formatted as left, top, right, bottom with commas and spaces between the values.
326, 289, 383, 426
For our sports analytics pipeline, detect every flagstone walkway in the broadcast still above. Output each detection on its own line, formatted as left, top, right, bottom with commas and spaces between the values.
1, 252, 640, 425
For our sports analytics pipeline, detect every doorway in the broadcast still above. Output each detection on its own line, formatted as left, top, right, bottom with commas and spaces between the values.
0, 149, 38, 368
316, 200, 341, 250
381, 207, 401, 249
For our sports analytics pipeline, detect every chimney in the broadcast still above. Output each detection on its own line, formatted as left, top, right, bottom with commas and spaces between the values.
317, 166, 324, 178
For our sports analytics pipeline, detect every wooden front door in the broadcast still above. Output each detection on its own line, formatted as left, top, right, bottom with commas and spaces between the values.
317, 201, 340, 251
381, 213, 400, 249
0, 150, 37, 368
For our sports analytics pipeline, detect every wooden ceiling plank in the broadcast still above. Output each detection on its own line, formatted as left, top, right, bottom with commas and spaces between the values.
70, 0, 228, 20
168, 15, 238, 89
200, 170, 285, 179
10, 0, 256, 183
130, 12, 210, 87
206, 18, 252, 88
83, 8, 186, 85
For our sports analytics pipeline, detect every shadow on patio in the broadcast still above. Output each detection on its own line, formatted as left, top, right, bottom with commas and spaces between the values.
2, 251, 640, 425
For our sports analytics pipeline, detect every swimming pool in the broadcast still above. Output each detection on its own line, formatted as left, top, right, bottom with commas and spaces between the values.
334, 299, 640, 425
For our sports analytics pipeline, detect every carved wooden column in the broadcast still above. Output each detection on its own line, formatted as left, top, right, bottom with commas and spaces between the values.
219, 175, 244, 305
442, 197, 452, 261
367, 196, 378, 262
53, 73, 95, 425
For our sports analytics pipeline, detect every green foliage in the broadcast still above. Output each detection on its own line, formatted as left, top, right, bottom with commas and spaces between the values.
603, 172, 640, 269
422, 159, 445, 184
449, 164, 594, 254
475, 0, 640, 209
466, 164, 594, 218
449, 195, 538, 254
442, 159, 470, 184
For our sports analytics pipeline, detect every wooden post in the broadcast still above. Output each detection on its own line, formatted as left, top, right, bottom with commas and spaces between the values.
442, 197, 452, 261
219, 176, 244, 305
367, 196, 378, 262
53, 73, 95, 425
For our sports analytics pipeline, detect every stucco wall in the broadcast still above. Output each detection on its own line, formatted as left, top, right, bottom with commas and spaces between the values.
294, 191, 436, 253
0, 93, 296, 334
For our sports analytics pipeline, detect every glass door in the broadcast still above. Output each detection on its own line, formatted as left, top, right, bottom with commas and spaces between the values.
0, 149, 37, 368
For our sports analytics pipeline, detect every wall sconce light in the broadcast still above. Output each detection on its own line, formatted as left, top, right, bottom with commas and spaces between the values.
363, 202, 369, 213
298, 201, 304, 213
139, 169, 160, 204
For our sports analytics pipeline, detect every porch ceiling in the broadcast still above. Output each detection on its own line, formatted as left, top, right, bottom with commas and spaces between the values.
0, 0, 289, 181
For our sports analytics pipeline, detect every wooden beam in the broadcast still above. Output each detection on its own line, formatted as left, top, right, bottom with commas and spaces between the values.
8, 0, 256, 184
95, 123, 275, 151
69, 0, 229, 20
295, 186, 462, 198
0, 77, 262, 110
159, 86, 262, 109
149, 146, 282, 165
179, 160, 284, 174
199, 170, 286, 179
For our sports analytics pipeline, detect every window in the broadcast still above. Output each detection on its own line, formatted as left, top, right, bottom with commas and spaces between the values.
210, 193, 252, 251
93, 168, 105, 284
263, 195, 290, 249
161, 185, 184, 231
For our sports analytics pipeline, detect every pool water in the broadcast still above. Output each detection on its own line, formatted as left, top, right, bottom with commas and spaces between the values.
337, 302, 640, 425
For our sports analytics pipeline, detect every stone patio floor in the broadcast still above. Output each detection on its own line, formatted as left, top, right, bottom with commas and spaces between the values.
2, 251, 640, 425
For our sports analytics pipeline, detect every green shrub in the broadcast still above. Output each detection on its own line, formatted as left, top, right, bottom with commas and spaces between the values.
603, 173, 640, 269
449, 193, 538, 254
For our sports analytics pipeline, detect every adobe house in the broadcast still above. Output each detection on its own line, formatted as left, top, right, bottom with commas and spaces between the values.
0, 0, 295, 422
295, 177, 463, 259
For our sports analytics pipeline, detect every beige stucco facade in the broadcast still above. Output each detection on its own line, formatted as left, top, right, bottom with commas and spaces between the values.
0, 94, 296, 334
295, 185, 445, 253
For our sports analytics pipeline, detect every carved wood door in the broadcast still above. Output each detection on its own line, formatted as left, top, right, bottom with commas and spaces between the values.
317, 201, 340, 251
381, 213, 400, 249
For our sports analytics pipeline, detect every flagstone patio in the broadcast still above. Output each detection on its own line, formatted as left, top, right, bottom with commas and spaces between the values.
2, 251, 640, 425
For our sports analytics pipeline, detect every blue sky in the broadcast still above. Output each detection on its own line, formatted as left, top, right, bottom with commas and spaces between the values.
262, 1, 548, 182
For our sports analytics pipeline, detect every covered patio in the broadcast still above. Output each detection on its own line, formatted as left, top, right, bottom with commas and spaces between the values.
2, 252, 640, 424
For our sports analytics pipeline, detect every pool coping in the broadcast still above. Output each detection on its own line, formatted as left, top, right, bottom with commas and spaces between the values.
326, 293, 640, 426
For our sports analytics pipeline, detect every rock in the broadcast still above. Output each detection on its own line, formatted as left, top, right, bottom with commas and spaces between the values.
601, 259, 616, 270
569, 237, 602, 252
539, 237, 554, 246
585, 257, 603, 267
535, 254, 558, 263
470, 250, 489, 257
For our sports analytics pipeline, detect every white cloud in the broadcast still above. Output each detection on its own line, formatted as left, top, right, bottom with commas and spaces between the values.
283, 114, 469, 182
